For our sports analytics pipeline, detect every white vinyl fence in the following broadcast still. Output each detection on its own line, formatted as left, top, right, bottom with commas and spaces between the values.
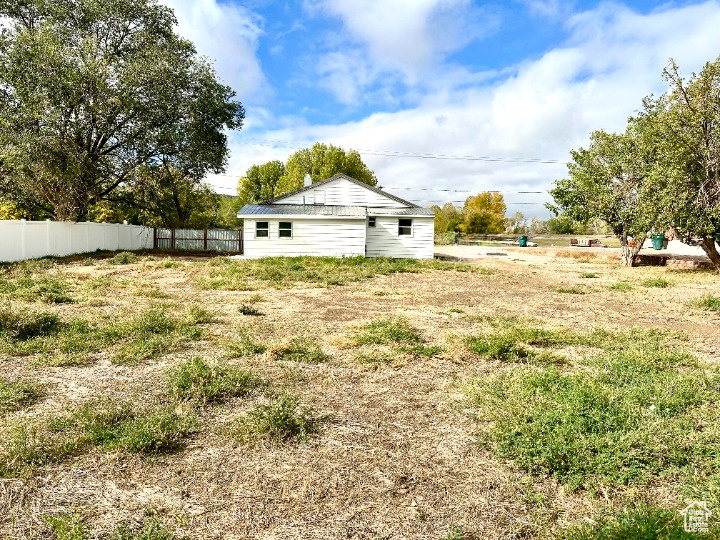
0, 220, 153, 263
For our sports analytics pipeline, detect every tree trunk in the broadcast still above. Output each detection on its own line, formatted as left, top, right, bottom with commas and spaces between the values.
698, 237, 720, 272
620, 233, 645, 267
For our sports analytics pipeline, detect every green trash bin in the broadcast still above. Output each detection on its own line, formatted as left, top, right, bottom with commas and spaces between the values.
651, 233, 665, 250
518, 235, 528, 247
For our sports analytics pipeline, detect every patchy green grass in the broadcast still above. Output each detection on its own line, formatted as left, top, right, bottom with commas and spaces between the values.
107, 252, 139, 265
610, 282, 632, 291
0, 260, 74, 304
43, 511, 87, 540
354, 318, 423, 346
440, 525, 469, 540
234, 394, 321, 444
580, 272, 599, 278
168, 357, 259, 404
0, 378, 45, 413
697, 294, 720, 312
0, 399, 197, 476
224, 329, 266, 358
467, 325, 575, 364
642, 278, 670, 288
557, 505, 709, 539
0, 308, 61, 340
466, 328, 719, 491
400, 343, 443, 357
109, 518, 185, 540
271, 337, 329, 364
110, 306, 204, 365
555, 286, 592, 294
198, 256, 480, 289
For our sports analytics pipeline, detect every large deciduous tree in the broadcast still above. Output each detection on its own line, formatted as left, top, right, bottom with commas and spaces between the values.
275, 143, 377, 194
237, 160, 286, 205
463, 192, 507, 234
550, 128, 661, 266
641, 57, 720, 269
0, 0, 244, 221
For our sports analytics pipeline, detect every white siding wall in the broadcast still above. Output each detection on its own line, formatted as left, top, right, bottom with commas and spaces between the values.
243, 218, 366, 258
277, 178, 408, 208
366, 217, 434, 259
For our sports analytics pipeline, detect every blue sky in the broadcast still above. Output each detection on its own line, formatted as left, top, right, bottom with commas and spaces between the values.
163, 0, 720, 217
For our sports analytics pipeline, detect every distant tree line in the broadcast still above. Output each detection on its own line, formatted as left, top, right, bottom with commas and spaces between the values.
550, 55, 720, 270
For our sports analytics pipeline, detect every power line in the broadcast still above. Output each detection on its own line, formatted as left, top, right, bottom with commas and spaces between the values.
233, 137, 568, 165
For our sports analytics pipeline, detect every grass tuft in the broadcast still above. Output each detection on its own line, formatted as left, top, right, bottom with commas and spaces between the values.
0, 308, 61, 340
234, 394, 321, 444
239, 304, 263, 316
224, 329, 266, 357
0, 378, 45, 413
610, 282, 632, 291
580, 272, 599, 278
107, 252, 139, 265
354, 318, 422, 345
558, 505, 693, 540
109, 518, 184, 540
43, 511, 87, 540
271, 337, 329, 364
642, 278, 670, 288
555, 286, 591, 294
697, 294, 720, 311
169, 357, 259, 404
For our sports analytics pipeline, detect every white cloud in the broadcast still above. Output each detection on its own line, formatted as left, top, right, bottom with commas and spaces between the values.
305, 0, 499, 104
162, 0, 269, 102
219, 1, 720, 218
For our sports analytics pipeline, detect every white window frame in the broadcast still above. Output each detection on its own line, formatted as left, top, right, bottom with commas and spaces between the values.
398, 218, 413, 236
279, 221, 293, 239
255, 221, 269, 239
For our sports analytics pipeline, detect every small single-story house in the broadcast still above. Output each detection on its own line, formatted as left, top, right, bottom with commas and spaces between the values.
236, 174, 435, 259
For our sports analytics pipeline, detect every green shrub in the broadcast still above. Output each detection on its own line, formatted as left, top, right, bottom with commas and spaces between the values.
108, 251, 139, 265
235, 394, 320, 444
354, 318, 422, 345
169, 357, 259, 404
0, 378, 45, 413
271, 337, 329, 364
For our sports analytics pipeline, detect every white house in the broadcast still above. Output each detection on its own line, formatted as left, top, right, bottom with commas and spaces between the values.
237, 174, 435, 259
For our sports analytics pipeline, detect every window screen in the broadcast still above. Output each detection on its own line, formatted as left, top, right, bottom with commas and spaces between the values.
279, 222, 292, 238
398, 218, 412, 236
256, 221, 269, 238
368, 217, 376, 227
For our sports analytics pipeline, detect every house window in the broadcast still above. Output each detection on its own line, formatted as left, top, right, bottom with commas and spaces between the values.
279, 221, 293, 238
398, 218, 412, 236
368, 217, 376, 227
256, 221, 269, 238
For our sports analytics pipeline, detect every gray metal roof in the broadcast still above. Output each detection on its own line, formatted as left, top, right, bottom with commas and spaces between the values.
368, 207, 434, 216
262, 173, 420, 208
238, 204, 366, 217
237, 204, 435, 218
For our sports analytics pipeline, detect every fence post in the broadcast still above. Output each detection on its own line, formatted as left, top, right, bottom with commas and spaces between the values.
239, 229, 243, 254
170, 228, 175, 250
203, 229, 208, 251
153, 227, 157, 249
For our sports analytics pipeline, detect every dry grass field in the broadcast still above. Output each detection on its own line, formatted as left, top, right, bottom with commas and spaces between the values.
2, 248, 720, 539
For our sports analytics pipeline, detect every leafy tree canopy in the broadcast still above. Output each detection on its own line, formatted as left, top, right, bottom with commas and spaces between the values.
463, 192, 507, 234
237, 160, 286, 206
0, 0, 244, 221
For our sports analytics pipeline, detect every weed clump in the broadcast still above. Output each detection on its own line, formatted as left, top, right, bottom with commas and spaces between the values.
107, 251, 139, 265
0, 308, 60, 340
354, 318, 422, 345
0, 378, 45, 413
698, 294, 720, 311
169, 357, 259, 404
234, 394, 320, 444
642, 278, 670, 288
271, 337, 329, 364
